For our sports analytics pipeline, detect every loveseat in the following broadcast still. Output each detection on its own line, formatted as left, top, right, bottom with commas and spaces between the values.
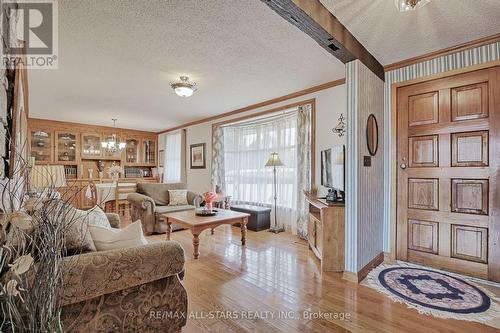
61, 213, 188, 332
128, 183, 201, 235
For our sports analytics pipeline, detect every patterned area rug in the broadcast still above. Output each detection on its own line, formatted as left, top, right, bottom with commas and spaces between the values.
363, 262, 500, 326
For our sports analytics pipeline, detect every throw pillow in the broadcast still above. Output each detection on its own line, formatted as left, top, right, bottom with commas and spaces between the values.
85, 206, 111, 228
89, 220, 148, 251
168, 190, 188, 206
50, 200, 96, 253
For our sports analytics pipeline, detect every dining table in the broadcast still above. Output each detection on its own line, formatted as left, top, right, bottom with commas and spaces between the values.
86, 182, 137, 208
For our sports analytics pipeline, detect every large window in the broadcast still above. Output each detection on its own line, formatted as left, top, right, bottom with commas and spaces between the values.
164, 131, 182, 183
223, 112, 298, 209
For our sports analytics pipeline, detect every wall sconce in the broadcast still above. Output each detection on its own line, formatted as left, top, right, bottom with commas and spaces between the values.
332, 113, 346, 137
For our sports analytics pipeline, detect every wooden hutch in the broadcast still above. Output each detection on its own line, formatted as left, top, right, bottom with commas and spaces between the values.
28, 118, 159, 209
305, 194, 345, 272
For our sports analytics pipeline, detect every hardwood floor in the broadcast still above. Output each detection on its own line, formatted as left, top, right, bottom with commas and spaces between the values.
146, 225, 498, 333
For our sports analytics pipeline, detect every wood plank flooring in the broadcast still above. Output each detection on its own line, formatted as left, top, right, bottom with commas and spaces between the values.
146, 225, 499, 333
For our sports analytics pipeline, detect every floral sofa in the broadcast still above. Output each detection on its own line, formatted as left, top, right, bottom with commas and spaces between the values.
60, 213, 188, 332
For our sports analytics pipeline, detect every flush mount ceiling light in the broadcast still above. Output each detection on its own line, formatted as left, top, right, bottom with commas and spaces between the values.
170, 75, 197, 97
395, 0, 431, 12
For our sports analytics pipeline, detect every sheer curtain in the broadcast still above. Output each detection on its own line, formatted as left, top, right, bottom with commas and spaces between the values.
164, 131, 182, 183
223, 111, 300, 233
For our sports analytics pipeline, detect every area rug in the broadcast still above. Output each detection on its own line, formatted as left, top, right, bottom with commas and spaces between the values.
363, 261, 500, 325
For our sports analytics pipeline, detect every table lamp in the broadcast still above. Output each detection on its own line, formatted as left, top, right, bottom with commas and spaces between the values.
30, 165, 67, 198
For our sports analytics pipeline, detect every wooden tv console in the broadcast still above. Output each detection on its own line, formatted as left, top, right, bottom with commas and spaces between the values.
305, 194, 345, 272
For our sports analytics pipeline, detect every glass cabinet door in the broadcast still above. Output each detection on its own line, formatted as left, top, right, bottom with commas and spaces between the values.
30, 130, 53, 163
142, 139, 156, 165
56, 131, 78, 163
81, 133, 102, 158
125, 138, 140, 164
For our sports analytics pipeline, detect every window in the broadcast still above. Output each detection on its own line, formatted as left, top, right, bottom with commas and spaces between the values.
223, 112, 298, 209
164, 131, 182, 183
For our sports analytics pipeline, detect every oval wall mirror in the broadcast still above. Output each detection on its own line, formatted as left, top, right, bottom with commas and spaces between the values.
366, 114, 378, 156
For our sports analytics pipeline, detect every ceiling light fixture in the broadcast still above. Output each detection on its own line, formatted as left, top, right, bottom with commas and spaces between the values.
101, 119, 126, 153
395, 0, 430, 12
170, 76, 197, 97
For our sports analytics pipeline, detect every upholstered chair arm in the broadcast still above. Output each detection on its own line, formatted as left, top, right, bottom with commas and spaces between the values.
127, 193, 156, 211
105, 213, 121, 228
187, 191, 202, 205
127, 193, 156, 234
60, 241, 185, 306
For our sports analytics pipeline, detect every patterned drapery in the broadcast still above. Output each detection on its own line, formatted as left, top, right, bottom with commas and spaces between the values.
211, 124, 225, 192
296, 104, 312, 239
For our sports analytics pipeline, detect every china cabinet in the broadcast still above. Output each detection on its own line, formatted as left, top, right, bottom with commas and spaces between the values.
30, 129, 53, 163
142, 139, 156, 165
125, 138, 140, 164
55, 131, 78, 163
81, 133, 102, 158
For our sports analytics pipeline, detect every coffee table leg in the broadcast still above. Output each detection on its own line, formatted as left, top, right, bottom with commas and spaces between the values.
211, 228, 215, 235
241, 217, 248, 246
193, 233, 200, 259
166, 218, 172, 240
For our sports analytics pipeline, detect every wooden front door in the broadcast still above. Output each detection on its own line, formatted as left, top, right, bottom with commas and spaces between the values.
396, 66, 500, 281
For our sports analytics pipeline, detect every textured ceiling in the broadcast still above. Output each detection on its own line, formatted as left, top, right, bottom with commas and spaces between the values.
320, 0, 500, 65
29, 0, 345, 132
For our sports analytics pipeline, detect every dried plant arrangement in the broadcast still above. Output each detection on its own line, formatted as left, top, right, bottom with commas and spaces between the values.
0, 140, 89, 332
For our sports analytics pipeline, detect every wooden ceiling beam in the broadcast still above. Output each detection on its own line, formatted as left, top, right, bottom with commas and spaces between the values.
262, 0, 385, 81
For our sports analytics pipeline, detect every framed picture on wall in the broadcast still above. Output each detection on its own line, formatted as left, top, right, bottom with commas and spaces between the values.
190, 143, 206, 169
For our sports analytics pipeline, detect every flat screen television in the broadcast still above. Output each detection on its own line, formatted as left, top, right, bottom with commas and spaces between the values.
321, 145, 345, 201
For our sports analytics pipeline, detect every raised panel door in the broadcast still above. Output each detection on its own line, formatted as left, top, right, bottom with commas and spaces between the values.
397, 67, 499, 281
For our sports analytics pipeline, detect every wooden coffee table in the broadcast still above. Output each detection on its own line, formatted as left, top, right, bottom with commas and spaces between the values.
162, 209, 250, 259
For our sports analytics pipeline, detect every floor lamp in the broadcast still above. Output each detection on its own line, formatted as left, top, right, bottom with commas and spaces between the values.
265, 152, 284, 233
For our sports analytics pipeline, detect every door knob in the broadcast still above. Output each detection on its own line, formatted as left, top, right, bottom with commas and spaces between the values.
400, 163, 407, 170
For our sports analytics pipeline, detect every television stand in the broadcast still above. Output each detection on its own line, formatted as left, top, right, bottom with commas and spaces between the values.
305, 193, 345, 272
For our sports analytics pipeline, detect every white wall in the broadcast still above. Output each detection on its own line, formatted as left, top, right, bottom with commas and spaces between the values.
160, 84, 346, 195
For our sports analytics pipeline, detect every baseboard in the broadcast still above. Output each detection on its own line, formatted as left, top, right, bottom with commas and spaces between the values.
342, 271, 359, 283
342, 252, 384, 283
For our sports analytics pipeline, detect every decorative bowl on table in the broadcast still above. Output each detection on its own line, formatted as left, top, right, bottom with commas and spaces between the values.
195, 207, 218, 216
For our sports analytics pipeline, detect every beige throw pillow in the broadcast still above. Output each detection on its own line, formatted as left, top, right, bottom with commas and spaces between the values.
168, 190, 188, 206
89, 220, 147, 251
50, 201, 96, 253
85, 206, 111, 228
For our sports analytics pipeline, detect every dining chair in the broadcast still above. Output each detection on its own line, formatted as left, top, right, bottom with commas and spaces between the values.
114, 180, 137, 218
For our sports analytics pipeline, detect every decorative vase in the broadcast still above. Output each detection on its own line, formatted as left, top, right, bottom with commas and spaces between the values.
206, 202, 213, 211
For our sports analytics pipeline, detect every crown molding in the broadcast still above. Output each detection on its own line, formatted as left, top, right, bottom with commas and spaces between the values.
157, 78, 345, 134
384, 33, 500, 72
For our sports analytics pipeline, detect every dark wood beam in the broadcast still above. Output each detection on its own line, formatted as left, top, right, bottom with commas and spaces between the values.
262, 0, 385, 81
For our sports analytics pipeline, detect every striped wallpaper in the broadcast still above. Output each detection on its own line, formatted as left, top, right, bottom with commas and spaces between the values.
345, 61, 358, 272
382, 41, 500, 253
345, 60, 384, 272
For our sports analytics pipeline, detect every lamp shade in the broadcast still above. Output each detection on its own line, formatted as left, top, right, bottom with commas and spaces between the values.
30, 165, 67, 189
265, 152, 284, 167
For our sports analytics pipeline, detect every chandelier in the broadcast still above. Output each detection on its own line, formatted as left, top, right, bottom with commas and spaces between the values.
170, 76, 197, 97
101, 119, 126, 153
395, 0, 431, 12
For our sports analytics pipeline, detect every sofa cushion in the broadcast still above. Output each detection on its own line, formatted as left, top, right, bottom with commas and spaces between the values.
168, 190, 188, 206
89, 220, 147, 251
136, 183, 187, 206
154, 205, 195, 214
86, 206, 111, 228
